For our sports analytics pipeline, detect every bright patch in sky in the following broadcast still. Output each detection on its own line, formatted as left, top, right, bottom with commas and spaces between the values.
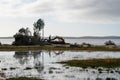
0, 0, 120, 37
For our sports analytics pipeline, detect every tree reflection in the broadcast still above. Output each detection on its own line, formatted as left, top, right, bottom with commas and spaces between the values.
14, 50, 64, 73
32, 51, 44, 73
14, 51, 31, 65
53, 51, 64, 56
47, 50, 64, 57
14, 51, 44, 73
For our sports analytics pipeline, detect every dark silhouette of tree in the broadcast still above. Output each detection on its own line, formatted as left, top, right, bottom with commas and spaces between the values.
18, 27, 31, 36
33, 19, 45, 37
104, 40, 116, 46
34, 19, 44, 30
19, 28, 26, 34
13, 27, 32, 45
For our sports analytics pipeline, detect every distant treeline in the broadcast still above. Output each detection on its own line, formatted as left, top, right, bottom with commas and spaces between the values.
0, 37, 13, 39
64, 36, 120, 39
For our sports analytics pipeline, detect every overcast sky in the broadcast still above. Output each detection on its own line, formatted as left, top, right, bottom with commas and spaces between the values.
0, 0, 120, 37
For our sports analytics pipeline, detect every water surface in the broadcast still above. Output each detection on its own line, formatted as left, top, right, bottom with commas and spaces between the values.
65, 38, 120, 45
0, 51, 120, 80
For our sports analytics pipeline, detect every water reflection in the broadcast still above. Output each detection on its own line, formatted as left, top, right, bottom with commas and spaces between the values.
0, 51, 120, 80
13, 50, 64, 73
46, 50, 64, 57
53, 51, 64, 56
32, 51, 44, 73
14, 51, 44, 73
14, 51, 31, 65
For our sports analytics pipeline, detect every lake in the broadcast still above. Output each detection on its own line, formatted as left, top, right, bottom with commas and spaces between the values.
0, 51, 120, 80
65, 38, 120, 45
0, 38, 120, 80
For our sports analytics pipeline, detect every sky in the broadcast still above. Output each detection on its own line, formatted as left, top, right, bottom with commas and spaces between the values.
0, 0, 120, 37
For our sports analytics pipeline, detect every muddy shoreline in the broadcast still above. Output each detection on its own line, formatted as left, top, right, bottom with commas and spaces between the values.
0, 45, 120, 51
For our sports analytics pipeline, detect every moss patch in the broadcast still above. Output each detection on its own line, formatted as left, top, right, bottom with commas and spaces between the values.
59, 58, 120, 68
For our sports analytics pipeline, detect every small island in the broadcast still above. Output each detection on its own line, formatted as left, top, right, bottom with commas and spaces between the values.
0, 18, 120, 51
12, 18, 65, 46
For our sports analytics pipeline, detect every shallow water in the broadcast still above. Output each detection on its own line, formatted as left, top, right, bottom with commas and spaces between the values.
0, 51, 120, 80
0, 38, 14, 44
65, 38, 120, 45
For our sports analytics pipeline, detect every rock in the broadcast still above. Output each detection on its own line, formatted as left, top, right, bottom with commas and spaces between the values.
1, 68, 7, 71
0, 77, 6, 80
10, 67, 16, 70
0, 71, 5, 80
49, 70, 53, 74
24, 67, 32, 70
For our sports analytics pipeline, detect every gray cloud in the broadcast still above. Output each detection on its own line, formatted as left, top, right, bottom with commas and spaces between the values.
0, 0, 120, 23
28, 1, 54, 13
54, 0, 120, 23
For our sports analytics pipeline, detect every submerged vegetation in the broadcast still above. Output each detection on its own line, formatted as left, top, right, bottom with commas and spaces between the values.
59, 58, 120, 68
7, 77, 43, 80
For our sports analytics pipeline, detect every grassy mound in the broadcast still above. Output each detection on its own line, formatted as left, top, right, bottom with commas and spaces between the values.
60, 58, 120, 68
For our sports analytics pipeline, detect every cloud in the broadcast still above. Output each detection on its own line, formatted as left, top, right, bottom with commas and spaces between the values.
54, 0, 120, 23
0, 0, 120, 23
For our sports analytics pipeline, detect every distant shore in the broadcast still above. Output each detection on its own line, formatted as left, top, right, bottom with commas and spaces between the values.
0, 45, 120, 51
0, 37, 13, 39
1, 36, 120, 39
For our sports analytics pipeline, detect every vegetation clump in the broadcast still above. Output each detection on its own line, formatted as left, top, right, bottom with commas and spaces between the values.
104, 40, 116, 46
12, 18, 66, 46
12, 19, 45, 46
59, 58, 120, 68
81, 42, 92, 47
70, 43, 80, 47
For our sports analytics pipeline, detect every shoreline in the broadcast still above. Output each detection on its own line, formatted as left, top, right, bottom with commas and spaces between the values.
0, 45, 120, 51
